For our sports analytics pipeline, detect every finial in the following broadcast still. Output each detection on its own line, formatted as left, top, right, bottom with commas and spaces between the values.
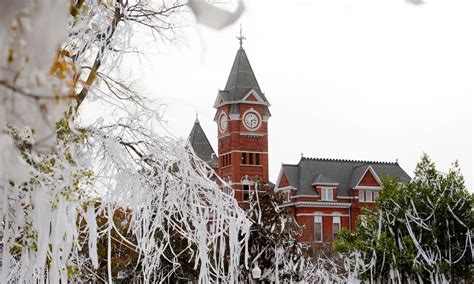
396, 158, 399, 163
236, 24, 246, 48
195, 112, 199, 123
301, 153, 304, 159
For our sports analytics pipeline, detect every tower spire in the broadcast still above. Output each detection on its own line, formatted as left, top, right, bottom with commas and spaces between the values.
236, 24, 246, 48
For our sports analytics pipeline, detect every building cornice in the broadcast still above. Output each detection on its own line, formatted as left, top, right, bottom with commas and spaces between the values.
312, 182, 340, 186
279, 201, 352, 209
354, 186, 382, 190
214, 100, 271, 109
219, 150, 268, 155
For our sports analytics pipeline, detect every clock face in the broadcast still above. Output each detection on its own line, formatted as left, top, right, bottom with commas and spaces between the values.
243, 111, 260, 130
219, 113, 228, 132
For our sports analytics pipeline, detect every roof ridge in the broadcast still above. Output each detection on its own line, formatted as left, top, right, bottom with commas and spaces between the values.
300, 156, 397, 165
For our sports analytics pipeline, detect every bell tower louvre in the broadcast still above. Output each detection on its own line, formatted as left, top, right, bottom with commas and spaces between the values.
213, 33, 271, 204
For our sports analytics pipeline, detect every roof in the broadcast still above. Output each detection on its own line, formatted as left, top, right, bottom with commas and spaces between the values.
188, 118, 217, 167
312, 174, 339, 185
214, 46, 271, 117
280, 157, 411, 197
268, 181, 276, 190
225, 47, 266, 102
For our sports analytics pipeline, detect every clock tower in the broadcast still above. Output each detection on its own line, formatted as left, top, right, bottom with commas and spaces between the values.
214, 35, 271, 204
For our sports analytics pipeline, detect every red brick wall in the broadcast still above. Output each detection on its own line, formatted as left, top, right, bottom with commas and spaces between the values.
246, 94, 258, 101
216, 103, 269, 202
358, 170, 380, 186
291, 206, 351, 243
278, 173, 290, 188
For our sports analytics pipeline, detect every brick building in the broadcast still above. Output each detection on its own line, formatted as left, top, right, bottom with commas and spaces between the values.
188, 40, 410, 246
274, 157, 410, 245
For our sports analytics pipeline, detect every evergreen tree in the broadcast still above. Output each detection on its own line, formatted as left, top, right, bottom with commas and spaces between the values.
334, 154, 474, 283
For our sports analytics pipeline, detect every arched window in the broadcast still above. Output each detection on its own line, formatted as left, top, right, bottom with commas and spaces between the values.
242, 178, 250, 201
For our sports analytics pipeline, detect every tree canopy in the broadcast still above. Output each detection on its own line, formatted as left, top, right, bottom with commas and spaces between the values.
334, 154, 473, 283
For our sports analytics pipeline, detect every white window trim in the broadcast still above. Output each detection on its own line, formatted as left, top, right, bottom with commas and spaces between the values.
354, 185, 382, 190
321, 187, 334, 201
279, 189, 291, 203
333, 216, 341, 240
366, 190, 373, 202
358, 190, 365, 202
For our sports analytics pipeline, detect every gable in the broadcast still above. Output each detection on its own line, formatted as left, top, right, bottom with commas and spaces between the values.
242, 89, 266, 104
278, 172, 290, 188
357, 168, 381, 187
246, 94, 258, 101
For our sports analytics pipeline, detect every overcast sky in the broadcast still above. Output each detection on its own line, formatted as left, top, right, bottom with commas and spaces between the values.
101, 0, 473, 188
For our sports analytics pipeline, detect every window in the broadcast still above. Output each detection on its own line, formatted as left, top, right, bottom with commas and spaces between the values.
284, 191, 291, 203
314, 216, 322, 242
373, 191, 380, 200
242, 178, 250, 201
243, 184, 250, 201
221, 154, 232, 167
366, 191, 373, 202
321, 188, 333, 201
241, 152, 262, 165
358, 190, 365, 202
333, 216, 341, 240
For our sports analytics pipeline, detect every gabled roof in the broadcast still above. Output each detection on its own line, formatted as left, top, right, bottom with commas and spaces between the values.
278, 157, 411, 197
281, 164, 299, 188
350, 165, 381, 188
188, 117, 217, 167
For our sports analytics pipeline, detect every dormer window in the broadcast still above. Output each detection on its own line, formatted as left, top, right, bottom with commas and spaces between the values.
321, 187, 333, 201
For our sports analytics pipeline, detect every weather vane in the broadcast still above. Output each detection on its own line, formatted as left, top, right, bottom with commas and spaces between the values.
237, 24, 246, 47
